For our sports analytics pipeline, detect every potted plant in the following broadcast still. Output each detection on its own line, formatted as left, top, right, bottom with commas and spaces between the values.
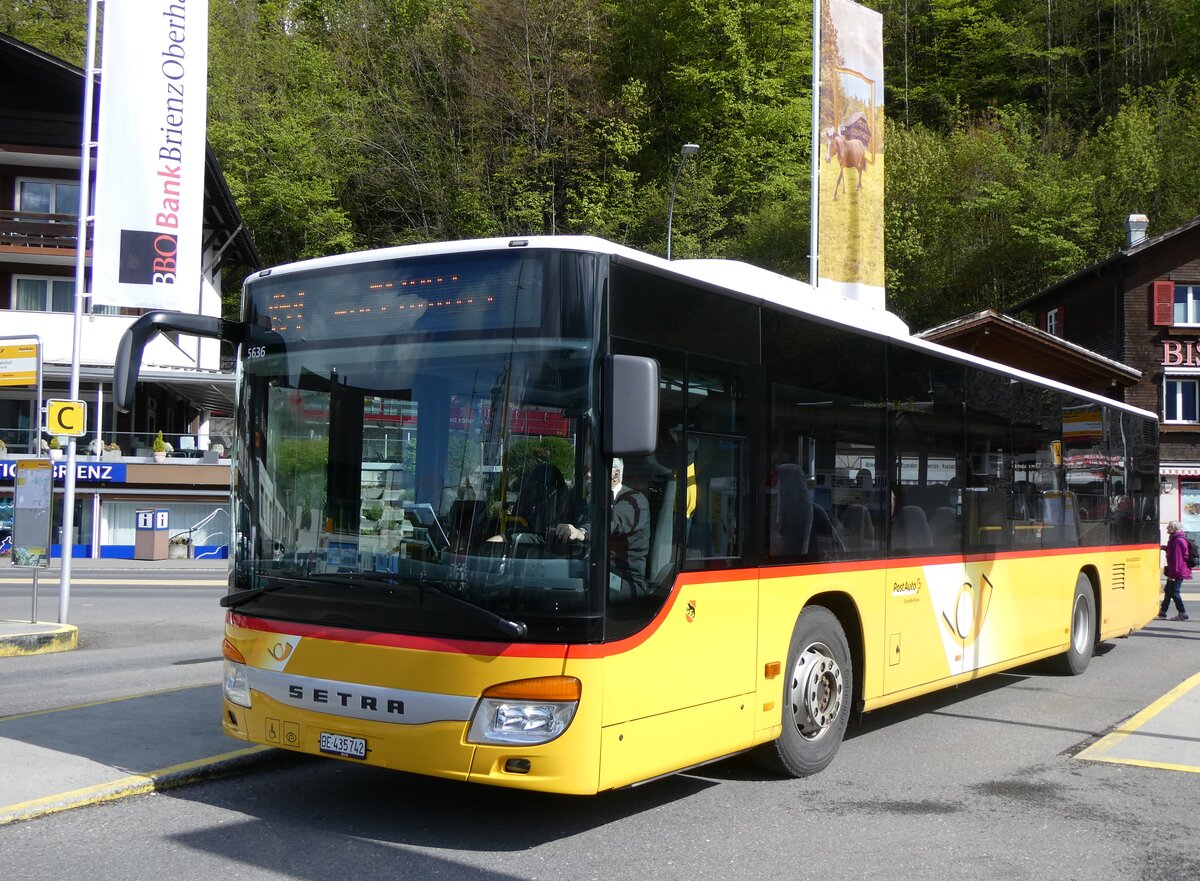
0, 438, 7, 457
104, 441, 122, 460
168, 533, 192, 559
153, 431, 168, 462
48, 436, 62, 461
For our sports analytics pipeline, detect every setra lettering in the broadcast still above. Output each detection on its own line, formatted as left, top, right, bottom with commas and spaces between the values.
285, 684, 404, 715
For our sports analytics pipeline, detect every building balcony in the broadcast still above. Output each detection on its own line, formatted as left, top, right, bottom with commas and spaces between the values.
0, 210, 85, 265
0, 429, 231, 460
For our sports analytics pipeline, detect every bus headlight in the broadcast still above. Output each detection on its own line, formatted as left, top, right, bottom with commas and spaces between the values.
223, 660, 252, 708
467, 676, 580, 745
222, 639, 251, 708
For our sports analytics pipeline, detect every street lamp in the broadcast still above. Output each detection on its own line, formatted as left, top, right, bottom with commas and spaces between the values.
666, 142, 699, 260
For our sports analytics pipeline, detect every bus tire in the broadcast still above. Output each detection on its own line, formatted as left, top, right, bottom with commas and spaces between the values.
1049, 573, 1096, 676
753, 605, 852, 777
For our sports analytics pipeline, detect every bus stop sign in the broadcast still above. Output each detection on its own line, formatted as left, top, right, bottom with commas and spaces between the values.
45, 399, 87, 436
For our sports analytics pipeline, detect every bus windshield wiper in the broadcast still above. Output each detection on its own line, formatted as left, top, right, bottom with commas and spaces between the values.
306, 573, 529, 639
221, 571, 528, 639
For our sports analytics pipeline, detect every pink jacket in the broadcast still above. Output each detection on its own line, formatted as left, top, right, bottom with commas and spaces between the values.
1165, 530, 1192, 580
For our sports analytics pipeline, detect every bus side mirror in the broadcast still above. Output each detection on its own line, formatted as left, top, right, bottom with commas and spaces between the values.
114, 311, 238, 413
604, 354, 659, 457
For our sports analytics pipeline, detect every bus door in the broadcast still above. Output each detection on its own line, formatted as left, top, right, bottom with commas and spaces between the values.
883, 351, 969, 696
884, 456, 970, 694
597, 355, 757, 782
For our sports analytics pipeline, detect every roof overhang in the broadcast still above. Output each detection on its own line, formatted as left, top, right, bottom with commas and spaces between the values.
918, 309, 1141, 393
42, 364, 235, 413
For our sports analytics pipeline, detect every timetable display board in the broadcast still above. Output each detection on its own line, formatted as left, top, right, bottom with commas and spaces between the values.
12, 459, 52, 568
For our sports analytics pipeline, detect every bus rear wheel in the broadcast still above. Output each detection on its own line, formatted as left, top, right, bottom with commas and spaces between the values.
1049, 572, 1096, 676
754, 605, 852, 777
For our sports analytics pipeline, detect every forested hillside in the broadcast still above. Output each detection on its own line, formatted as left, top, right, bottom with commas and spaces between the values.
5, 0, 1199, 328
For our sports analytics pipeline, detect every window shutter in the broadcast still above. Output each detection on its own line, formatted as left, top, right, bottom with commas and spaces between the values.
1056, 304, 1065, 336
1037, 310, 1046, 331
1152, 280, 1175, 326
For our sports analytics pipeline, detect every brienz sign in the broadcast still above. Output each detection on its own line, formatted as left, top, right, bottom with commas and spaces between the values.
1, 460, 127, 484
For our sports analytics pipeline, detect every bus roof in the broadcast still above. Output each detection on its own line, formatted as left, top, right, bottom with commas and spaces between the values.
246, 235, 1157, 422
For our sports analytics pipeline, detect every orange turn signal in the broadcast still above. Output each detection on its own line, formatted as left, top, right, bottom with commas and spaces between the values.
482, 676, 581, 702
222, 638, 247, 664
764, 661, 781, 679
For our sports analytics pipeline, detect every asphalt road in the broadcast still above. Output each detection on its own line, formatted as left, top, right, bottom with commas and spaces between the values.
1, 576, 1198, 881
0, 571, 227, 713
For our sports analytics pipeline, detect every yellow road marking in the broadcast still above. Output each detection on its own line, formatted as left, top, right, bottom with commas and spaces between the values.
1077, 756, 1200, 775
1076, 671, 1200, 774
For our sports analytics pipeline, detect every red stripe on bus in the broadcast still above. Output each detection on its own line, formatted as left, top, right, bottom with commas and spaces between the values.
760, 543, 1159, 578
228, 543, 1156, 660
225, 612, 569, 659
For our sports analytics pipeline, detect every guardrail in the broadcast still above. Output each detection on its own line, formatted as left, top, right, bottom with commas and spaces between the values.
0, 209, 79, 249
170, 507, 231, 559
0, 428, 232, 460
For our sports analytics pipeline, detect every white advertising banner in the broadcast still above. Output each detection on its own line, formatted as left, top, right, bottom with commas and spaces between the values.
816, 0, 885, 309
92, 0, 209, 309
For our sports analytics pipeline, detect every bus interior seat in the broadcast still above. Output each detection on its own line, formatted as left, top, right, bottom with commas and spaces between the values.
628, 457, 678, 590
647, 476, 676, 587
771, 463, 813, 557
811, 503, 845, 559
448, 500, 490, 550
1013, 480, 1038, 521
930, 505, 957, 547
837, 503, 875, 551
1040, 493, 1079, 545
892, 505, 932, 550
513, 463, 568, 535
905, 483, 950, 516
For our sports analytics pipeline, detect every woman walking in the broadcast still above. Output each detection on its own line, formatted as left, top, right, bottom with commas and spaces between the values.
1160, 521, 1190, 621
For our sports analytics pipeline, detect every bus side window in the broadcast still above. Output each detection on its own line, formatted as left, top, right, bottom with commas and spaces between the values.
764, 311, 887, 564
685, 434, 743, 560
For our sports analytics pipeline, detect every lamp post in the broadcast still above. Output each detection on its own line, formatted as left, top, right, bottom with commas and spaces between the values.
666, 142, 699, 260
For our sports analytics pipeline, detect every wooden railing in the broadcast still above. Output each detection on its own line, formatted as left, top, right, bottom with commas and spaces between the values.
0, 210, 79, 248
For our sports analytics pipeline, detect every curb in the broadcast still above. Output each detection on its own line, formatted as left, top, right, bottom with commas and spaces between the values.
0, 745, 280, 826
0, 623, 78, 657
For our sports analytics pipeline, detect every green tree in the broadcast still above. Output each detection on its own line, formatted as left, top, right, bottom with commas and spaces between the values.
0, 0, 88, 65
506, 437, 575, 484
887, 109, 1099, 328
207, 0, 361, 266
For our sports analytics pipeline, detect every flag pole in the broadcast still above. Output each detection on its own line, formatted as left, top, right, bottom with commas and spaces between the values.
60, 0, 102, 623
810, 0, 821, 290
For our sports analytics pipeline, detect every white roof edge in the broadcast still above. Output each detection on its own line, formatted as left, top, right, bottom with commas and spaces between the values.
900, 332, 1158, 421
244, 236, 1155, 421
248, 236, 911, 337
244, 235, 640, 282
670, 258, 909, 337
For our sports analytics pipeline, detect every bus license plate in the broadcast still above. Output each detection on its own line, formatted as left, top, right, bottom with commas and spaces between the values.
319, 732, 367, 759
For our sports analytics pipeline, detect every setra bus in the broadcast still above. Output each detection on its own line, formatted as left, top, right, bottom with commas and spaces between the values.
114, 236, 1160, 793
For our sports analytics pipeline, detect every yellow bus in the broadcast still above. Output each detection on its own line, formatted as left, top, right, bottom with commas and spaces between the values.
115, 237, 1160, 793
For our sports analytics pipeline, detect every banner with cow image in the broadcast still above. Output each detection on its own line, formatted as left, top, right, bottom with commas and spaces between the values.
92, 0, 209, 309
816, 0, 884, 309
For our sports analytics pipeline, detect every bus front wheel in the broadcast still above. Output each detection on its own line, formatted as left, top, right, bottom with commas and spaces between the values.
754, 605, 853, 777
1049, 573, 1096, 676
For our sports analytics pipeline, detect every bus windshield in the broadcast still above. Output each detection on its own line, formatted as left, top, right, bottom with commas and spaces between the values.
231, 249, 603, 643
